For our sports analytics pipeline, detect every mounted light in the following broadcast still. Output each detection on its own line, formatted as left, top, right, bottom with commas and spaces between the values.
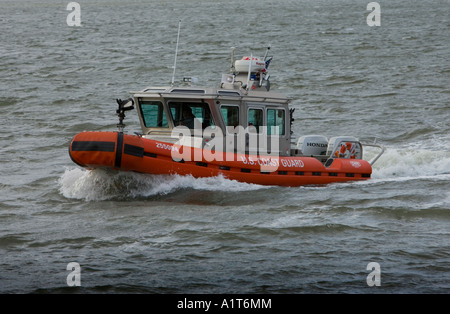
221, 74, 235, 84
116, 98, 134, 113
116, 98, 135, 133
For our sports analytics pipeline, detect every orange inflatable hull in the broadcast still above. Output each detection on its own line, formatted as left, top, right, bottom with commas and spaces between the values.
69, 131, 372, 186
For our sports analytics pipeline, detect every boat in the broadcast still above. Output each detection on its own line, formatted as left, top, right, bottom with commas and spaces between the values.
69, 47, 384, 187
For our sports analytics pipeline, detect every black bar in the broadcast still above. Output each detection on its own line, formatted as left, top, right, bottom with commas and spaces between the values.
145, 152, 158, 158
71, 141, 115, 152
115, 133, 124, 168
124, 144, 144, 158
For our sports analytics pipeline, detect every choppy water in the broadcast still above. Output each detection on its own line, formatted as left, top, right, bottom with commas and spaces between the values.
1, 0, 449, 294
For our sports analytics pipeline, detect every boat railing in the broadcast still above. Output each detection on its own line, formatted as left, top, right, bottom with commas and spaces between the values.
130, 91, 291, 103
362, 142, 386, 166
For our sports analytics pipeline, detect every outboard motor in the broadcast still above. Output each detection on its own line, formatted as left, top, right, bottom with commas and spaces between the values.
297, 135, 329, 156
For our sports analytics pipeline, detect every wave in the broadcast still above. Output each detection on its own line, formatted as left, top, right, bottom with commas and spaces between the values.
58, 168, 268, 201
367, 144, 450, 181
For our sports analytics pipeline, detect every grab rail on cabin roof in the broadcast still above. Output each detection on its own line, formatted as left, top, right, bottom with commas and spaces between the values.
130, 91, 291, 103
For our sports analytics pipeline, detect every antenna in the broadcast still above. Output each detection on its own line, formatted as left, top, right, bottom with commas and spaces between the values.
171, 20, 181, 86
246, 54, 252, 90
230, 47, 236, 73
263, 46, 271, 60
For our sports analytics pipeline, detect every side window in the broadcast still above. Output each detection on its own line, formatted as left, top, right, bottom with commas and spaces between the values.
220, 105, 240, 130
267, 108, 285, 135
248, 108, 263, 133
140, 101, 168, 128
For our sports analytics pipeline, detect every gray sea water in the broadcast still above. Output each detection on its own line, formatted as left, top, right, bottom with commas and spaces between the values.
1, 0, 449, 294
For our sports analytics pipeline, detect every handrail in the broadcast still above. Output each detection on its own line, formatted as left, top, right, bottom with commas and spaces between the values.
130, 91, 291, 103
362, 142, 386, 166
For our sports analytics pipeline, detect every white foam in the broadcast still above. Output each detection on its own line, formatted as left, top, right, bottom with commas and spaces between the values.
366, 144, 450, 181
58, 167, 267, 201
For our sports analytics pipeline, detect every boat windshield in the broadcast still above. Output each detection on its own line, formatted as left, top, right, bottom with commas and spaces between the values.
140, 100, 169, 128
220, 105, 240, 128
248, 108, 263, 133
169, 101, 215, 129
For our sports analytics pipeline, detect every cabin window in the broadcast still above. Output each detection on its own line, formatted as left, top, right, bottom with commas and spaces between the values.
169, 102, 215, 129
267, 108, 285, 135
220, 105, 240, 131
248, 108, 263, 133
140, 101, 169, 128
